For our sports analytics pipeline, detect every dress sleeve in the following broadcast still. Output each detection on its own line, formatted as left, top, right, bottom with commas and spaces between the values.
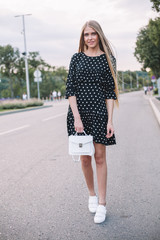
65, 53, 77, 99
105, 55, 117, 100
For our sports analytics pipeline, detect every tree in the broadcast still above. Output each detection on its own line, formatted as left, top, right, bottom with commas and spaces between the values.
0, 45, 21, 98
0, 44, 67, 99
26, 52, 51, 98
54, 66, 68, 83
134, 17, 160, 78
14, 57, 26, 98
150, 0, 160, 12
28, 51, 50, 70
39, 67, 68, 99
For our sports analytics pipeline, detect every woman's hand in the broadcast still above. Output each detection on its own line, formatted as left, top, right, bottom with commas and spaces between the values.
74, 116, 84, 133
106, 121, 114, 138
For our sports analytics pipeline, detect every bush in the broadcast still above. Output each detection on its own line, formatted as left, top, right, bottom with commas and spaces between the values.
119, 88, 141, 94
0, 98, 44, 111
153, 88, 158, 95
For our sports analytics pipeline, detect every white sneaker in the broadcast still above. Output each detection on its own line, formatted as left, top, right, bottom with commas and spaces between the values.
94, 205, 107, 224
88, 195, 98, 213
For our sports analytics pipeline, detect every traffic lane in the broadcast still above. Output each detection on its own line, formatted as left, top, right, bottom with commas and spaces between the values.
0, 91, 160, 240
0, 110, 91, 240
107, 90, 160, 239
0, 113, 74, 240
0, 111, 68, 194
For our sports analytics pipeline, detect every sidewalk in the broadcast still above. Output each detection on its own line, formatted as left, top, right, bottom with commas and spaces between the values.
144, 94, 160, 126
151, 96, 160, 112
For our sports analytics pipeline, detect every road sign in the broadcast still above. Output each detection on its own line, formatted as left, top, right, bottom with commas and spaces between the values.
34, 69, 41, 78
33, 69, 42, 99
34, 77, 42, 82
151, 79, 156, 83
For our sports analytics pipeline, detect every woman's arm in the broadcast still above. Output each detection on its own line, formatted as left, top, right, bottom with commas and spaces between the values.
106, 99, 114, 138
105, 56, 117, 138
68, 96, 84, 133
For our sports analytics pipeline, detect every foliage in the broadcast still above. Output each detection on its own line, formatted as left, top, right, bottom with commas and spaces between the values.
150, 0, 160, 12
0, 45, 68, 99
153, 88, 158, 94
0, 45, 21, 98
134, 17, 160, 78
117, 70, 150, 91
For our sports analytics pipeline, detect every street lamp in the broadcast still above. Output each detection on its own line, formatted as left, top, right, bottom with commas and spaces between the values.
136, 72, 139, 88
129, 71, 132, 89
122, 71, 124, 91
15, 14, 32, 100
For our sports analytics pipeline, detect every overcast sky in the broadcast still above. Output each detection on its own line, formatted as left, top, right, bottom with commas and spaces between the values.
0, 0, 158, 71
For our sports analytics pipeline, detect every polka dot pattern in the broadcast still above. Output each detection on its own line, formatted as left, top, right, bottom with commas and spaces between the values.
65, 52, 117, 146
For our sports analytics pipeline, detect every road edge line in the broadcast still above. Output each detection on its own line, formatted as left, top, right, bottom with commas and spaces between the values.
42, 113, 66, 122
0, 105, 52, 116
0, 125, 30, 136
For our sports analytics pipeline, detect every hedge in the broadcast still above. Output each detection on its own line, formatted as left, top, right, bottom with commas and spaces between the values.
0, 99, 44, 110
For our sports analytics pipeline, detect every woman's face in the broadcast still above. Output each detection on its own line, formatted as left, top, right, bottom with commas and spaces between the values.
83, 26, 99, 49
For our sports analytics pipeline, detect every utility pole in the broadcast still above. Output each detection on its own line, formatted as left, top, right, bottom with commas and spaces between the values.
122, 71, 124, 91
136, 72, 139, 88
15, 14, 32, 100
130, 71, 132, 89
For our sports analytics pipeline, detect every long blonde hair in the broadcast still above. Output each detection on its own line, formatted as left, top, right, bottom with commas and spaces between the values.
78, 20, 119, 107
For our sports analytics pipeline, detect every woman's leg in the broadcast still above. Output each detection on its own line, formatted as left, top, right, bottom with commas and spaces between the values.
81, 155, 96, 196
94, 143, 107, 205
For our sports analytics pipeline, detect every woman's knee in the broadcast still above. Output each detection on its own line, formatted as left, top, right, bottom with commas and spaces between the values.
94, 143, 106, 166
81, 155, 91, 167
95, 152, 105, 166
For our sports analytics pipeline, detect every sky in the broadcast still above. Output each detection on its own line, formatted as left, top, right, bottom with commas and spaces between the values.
0, 0, 158, 71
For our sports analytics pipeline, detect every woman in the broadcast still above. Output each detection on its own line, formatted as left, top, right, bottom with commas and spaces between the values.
65, 20, 119, 224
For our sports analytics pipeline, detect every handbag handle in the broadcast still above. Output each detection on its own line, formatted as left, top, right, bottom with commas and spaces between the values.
72, 155, 80, 162
74, 130, 88, 136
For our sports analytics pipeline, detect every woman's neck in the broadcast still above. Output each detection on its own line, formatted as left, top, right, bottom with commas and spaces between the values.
85, 47, 104, 57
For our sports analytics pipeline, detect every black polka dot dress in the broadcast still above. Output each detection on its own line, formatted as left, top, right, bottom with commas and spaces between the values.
65, 52, 117, 146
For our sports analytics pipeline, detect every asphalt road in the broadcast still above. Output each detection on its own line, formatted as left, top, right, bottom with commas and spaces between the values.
0, 91, 160, 240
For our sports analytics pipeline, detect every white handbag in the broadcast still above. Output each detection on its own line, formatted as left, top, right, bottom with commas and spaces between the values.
69, 131, 95, 162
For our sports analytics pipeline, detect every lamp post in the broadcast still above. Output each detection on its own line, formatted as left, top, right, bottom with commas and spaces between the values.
15, 14, 32, 100
136, 72, 139, 88
130, 71, 132, 89
122, 71, 124, 91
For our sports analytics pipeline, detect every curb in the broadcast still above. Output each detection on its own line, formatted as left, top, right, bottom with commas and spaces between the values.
0, 105, 53, 116
149, 98, 160, 126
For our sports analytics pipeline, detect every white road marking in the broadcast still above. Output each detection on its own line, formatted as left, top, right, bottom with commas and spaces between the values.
0, 125, 30, 136
42, 113, 66, 122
